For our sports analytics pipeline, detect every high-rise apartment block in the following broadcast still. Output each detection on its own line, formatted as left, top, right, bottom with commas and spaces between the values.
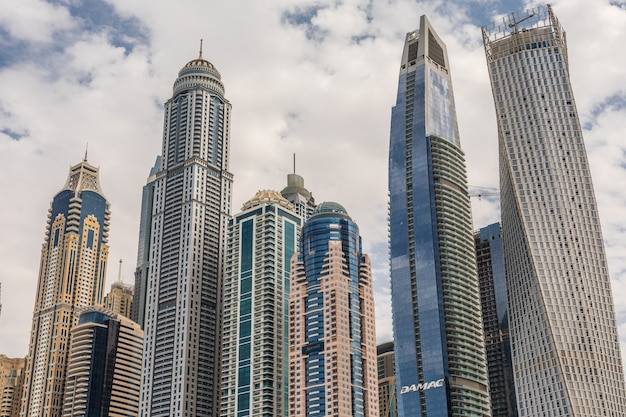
289, 202, 378, 417
220, 190, 301, 417
132, 156, 161, 329
21, 158, 110, 417
475, 223, 517, 417
280, 170, 316, 222
377, 342, 397, 417
388, 15, 491, 416
104, 281, 134, 320
62, 307, 143, 416
140, 47, 233, 417
482, 5, 626, 415
0, 355, 26, 417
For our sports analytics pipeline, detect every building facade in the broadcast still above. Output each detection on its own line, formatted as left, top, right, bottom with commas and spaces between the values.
220, 190, 301, 417
377, 342, 397, 417
475, 223, 517, 417
388, 15, 491, 417
104, 281, 134, 320
132, 156, 161, 329
482, 5, 626, 415
289, 202, 378, 417
280, 166, 316, 223
140, 47, 233, 417
21, 158, 110, 417
0, 355, 26, 417
62, 307, 143, 417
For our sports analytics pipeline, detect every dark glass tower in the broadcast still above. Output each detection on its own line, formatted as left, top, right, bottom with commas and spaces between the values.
475, 223, 517, 417
140, 46, 233, 417
388, 15, 491, 416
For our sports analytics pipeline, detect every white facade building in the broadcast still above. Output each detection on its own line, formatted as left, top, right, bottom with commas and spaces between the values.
140, 47, 233, 417
483, 6, 626, 416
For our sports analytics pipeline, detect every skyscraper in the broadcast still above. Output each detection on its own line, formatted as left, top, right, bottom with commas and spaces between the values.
1, 355, 26, 417
62, 307, 143, 417
104, 281, 134, 320
21, 158, 110, 417
474, 223, 517, 417
377, 342, 397, 417
220, 190, 301, 417
388, 15, 491, 416
140, 45, 233, 417
289, 202, 378, 417
280, 157, 316, 222
482, 5, 626, 415
132, 156, 161, 329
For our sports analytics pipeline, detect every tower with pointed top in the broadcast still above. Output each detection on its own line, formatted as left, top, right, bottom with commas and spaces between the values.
280, 157, 315, 222
388, 15, 491, 416
140, 46, 233, 417
20, 159, 111, 417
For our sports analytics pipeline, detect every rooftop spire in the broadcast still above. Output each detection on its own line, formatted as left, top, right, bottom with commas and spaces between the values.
199, 39, 203, 60
84, 143, 88, 162
293, 153, 296, 174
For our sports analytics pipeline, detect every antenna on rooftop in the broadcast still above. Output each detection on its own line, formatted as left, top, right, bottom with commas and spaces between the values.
293, 153, 296, 174
199, 39, 203, 59
508, 11, 536, 34
117, 259, 123, 284
84, 143, 88, 162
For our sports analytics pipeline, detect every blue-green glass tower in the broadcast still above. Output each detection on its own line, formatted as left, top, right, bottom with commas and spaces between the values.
388, 15, 491, 416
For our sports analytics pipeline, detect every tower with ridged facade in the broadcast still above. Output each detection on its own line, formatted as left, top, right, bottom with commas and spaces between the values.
388, 15, 491, 416
140, 44, 233, 417
482, 5, 626, 415
21, 158, 110, 417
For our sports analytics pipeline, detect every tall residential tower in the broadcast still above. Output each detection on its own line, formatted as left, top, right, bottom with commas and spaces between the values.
220, 190, 301, 416
482, 5, 626, 415
140, 46, 233, 417
388, 15, 491, 416
21, 158, 110, 417
289, 202, 378, 417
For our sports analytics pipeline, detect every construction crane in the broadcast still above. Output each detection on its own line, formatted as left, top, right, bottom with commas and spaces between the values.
508, 11, 536, 34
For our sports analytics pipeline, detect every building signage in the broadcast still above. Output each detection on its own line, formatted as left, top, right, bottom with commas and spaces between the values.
400, 378, 445, 394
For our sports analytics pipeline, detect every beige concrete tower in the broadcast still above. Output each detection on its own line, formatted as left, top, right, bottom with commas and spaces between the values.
0, 355, 26, 417
483, 5, 626, 416
21, 158, 110, 417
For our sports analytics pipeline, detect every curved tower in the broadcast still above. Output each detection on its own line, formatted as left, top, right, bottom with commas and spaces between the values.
140, 45, 233, 417
21, 158, 110, 417
388, 15, 491, 416
482, 5, 626, 415
289, 202, 378, 417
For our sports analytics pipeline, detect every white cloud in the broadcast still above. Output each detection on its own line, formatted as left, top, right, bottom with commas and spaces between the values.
0, 0, 75, 44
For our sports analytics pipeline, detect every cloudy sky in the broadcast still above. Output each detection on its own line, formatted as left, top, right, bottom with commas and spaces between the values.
1, 0, 626, 367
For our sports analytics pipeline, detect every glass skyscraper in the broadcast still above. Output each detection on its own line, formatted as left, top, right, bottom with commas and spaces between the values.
20, 158, 110, 417
220, 190, 301, 417
482, 5, 626, 415
289, 202, 378, 417
475, 223, 517, 417
63, 307, 143, 417
140, 47, 233, 417
388, 15, 491, 416
132, 156, 161, 329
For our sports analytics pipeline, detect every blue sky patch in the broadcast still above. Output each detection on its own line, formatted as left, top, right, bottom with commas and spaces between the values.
281, 6, 328, 42
1, 128, 27, 141
585, 92, 626, 130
